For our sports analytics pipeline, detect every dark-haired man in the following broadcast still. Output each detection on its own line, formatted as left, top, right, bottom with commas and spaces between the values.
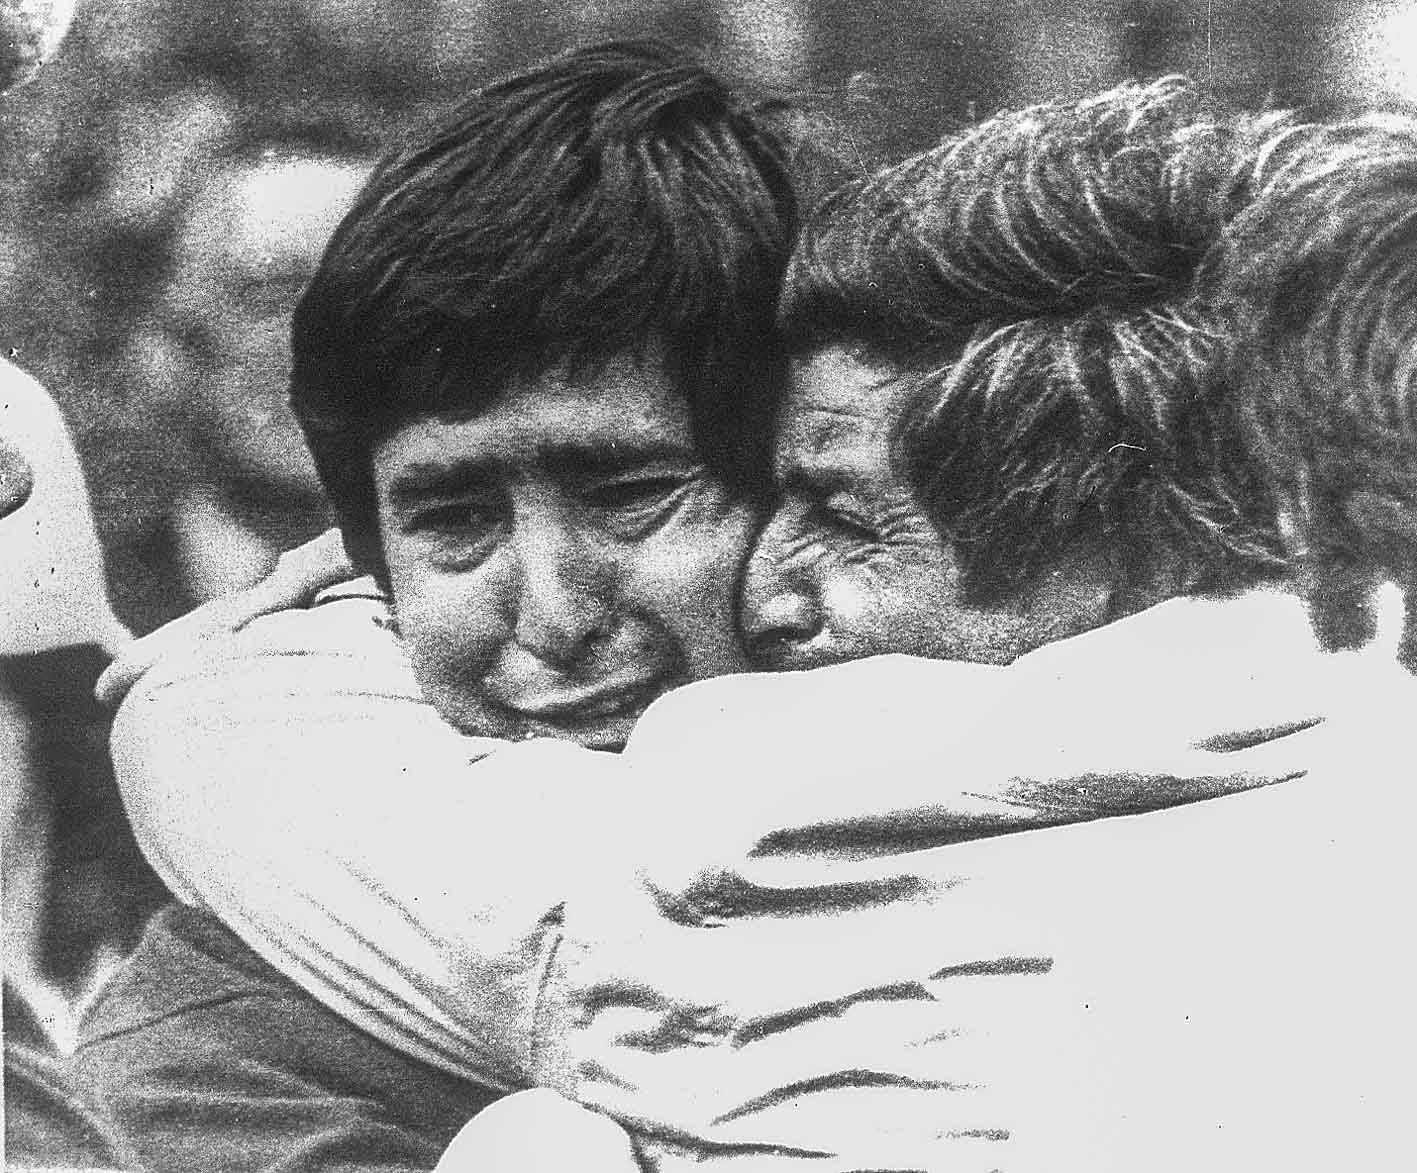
698, 81, 1415, 1167
74, 39, 805, 1173
82, 66, 1367, 1172
284, 40, 797, 750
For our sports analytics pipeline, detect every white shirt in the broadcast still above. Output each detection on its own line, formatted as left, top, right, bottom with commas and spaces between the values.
111, 582, 1415, 1168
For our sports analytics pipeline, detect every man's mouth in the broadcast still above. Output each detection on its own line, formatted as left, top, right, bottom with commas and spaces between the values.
506, 684, 665, 752
513, 677, 666, 723
478, 654, 686, 750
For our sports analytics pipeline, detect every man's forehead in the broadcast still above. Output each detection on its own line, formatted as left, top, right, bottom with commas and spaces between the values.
380, 414, 696, 481
777, 347, 916, 478
787, 348, 913, 422
378, 350, 700, 487
480, 351, 692, 447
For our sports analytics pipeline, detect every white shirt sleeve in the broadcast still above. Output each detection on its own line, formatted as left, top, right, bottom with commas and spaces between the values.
113, 583, 1372, 1118
113, 588, 629, 1089
112, 600, 1012, 1090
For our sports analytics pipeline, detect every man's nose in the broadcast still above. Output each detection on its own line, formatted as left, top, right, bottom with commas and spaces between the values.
740, 511, 823, 666
509, 508, 613, 667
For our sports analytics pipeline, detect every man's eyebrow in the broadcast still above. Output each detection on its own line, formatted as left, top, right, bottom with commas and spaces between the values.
533, 440, 696, 478
384, 458, 498, 509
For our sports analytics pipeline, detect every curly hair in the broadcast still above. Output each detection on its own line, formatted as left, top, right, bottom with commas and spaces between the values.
290, 41, 800, 570
1215, 114, 1417, 653
780, 78, 1289, 605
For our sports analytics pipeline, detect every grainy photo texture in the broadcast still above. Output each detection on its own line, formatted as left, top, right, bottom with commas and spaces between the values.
3, 3, 1416, 1171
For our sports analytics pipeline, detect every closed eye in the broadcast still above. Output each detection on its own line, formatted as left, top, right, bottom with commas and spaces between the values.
403, 498, 506, 570
817, 502, 882, 544
407, 502, 497, 534
579, 473, 698, 540
582, 476, 690, 511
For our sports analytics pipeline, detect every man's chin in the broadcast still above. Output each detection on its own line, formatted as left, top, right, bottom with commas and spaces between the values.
532, 710, 637, 753
441, 701, 641, 754
500, 722, 632, 753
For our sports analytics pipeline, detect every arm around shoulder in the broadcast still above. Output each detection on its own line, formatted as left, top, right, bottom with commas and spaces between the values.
111, 590, 619, 1088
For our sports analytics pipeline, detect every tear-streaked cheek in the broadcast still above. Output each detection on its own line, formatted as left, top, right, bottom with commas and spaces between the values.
626, 485, 757, 675
817, 560, 898, 653
813, 541, 958, 657
387, 549, 519, 719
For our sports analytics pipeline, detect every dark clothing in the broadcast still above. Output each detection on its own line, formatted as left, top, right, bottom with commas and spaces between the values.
4, 982, 131, 1169
73, 904, 503, 1173
2, 644, 167, 989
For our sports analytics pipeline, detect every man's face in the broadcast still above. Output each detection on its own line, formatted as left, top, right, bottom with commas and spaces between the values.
373, 349, 757, 750
741, 346, 1107, 670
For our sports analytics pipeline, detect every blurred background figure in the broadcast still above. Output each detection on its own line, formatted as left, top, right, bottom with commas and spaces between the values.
4, 8, 143, 1168
1, 0, 130, 1013
1, 359, 140, 1173
1, 358, 147, 1019
134, 148, 369, 598
0, 0, 75, 93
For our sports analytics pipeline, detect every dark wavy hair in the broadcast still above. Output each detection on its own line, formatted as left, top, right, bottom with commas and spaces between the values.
290, 41, 799, 571
1216, 114, 1417, 656
780, 78, 1288, 606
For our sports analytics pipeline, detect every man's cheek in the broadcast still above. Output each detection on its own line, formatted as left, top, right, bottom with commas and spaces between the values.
654, 494, 756, 593
818, 567, 889, 653
640, 501, 756, 671
393, 570, 511, 689
813, 546, 956, 658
